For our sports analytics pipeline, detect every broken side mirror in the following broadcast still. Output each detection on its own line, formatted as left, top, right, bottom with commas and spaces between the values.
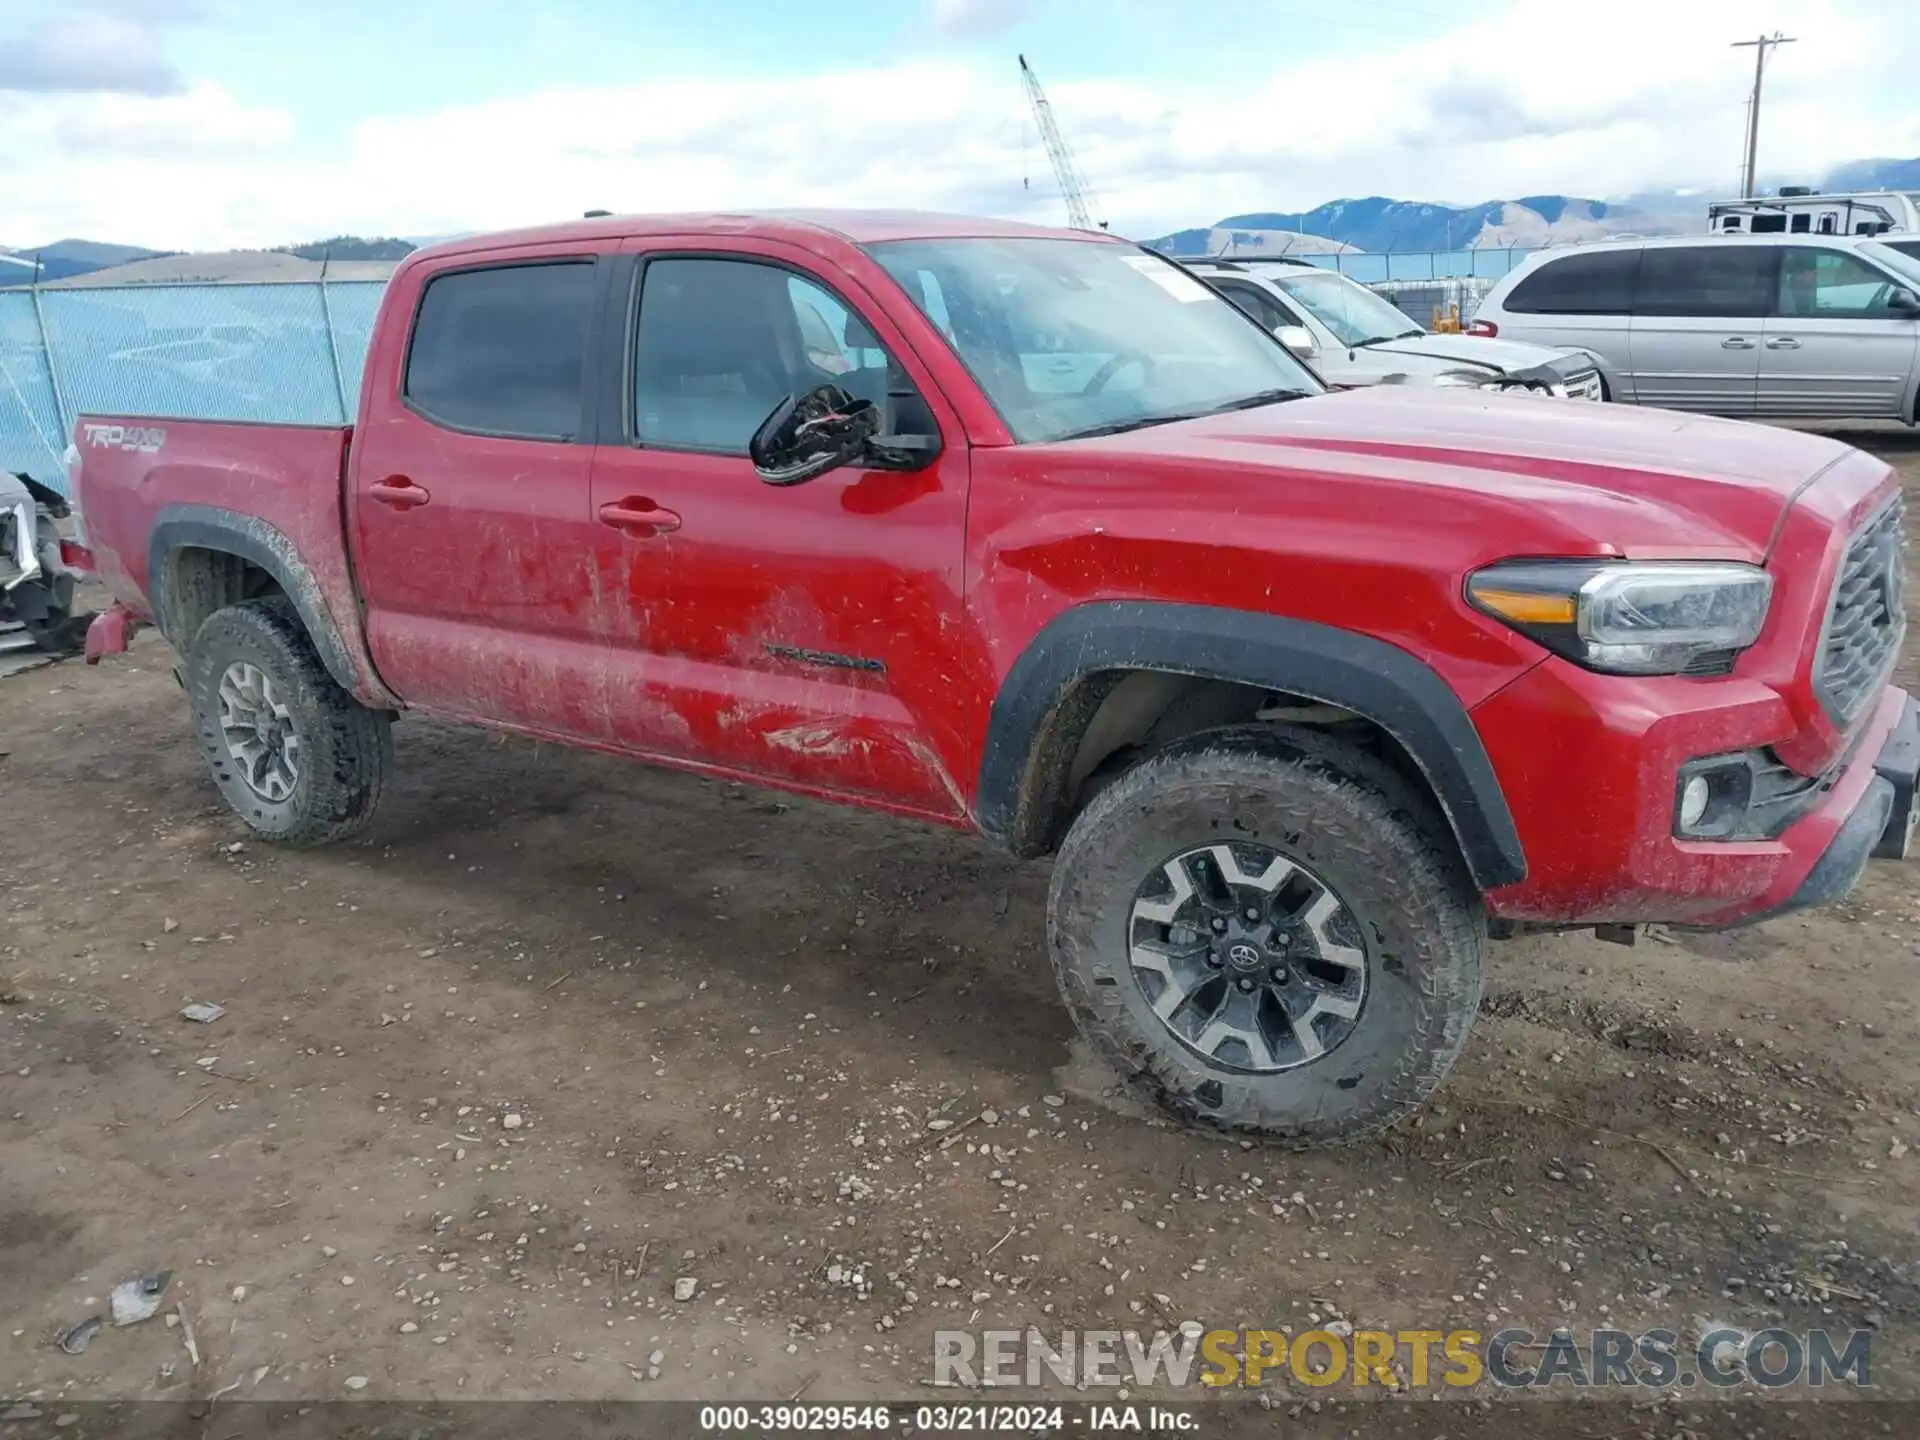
749, 385, 939, 487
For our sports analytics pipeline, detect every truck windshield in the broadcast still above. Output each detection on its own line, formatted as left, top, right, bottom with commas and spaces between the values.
866, 237, 1321, 443
1861, 240, 1920, 287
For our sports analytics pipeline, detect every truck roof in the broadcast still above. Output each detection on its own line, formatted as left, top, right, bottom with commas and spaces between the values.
410, 209, 1110, 263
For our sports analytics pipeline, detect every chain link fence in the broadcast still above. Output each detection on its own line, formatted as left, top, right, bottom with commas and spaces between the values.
0, 280, 386, 497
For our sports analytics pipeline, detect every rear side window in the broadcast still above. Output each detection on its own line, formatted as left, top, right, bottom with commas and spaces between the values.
1502, 250, 1638, 315
405, 261, 597, 440
1634, 246, 1775, 317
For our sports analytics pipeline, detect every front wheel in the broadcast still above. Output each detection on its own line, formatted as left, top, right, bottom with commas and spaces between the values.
1048, 727, 1485, 1146
186, 597, 393, 846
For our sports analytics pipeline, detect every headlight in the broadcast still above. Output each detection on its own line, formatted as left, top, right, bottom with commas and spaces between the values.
1429, 371, 1494, 389
1467, 561, 1773, 675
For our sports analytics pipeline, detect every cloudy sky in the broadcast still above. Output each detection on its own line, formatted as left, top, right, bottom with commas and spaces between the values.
3, 0, 1917, 251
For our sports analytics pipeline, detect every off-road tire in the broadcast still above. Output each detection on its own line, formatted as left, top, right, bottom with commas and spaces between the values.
186, 597, 392, 846
1048, 724, 1485, 1146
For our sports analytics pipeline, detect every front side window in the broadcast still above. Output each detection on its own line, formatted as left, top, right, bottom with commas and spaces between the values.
404, 262, 596, 440
868, 238, 1320, 444
1778, 248, 1906, 317
1633, 246, 1775, 318
1503, 250, 1639, 315
631, 258, 902, 452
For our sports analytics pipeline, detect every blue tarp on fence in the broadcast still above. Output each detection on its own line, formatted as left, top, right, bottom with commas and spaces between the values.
0, 280, 386, 497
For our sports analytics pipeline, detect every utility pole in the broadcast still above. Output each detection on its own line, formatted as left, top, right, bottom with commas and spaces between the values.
1731, 31, 1795, 198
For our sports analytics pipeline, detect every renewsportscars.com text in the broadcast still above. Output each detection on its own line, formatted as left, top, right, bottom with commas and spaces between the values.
933, 1326, 1872, 1391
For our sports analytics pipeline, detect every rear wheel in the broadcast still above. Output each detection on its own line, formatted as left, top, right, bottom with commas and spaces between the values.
1048, 726, 1485, 1146
186, 597, 392, 846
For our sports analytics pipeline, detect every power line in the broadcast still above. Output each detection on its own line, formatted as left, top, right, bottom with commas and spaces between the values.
1731, 31, 1796, 198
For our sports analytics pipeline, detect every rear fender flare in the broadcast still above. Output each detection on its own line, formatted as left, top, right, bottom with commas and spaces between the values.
148, 506, 361, 695
974, 601, 1527, 891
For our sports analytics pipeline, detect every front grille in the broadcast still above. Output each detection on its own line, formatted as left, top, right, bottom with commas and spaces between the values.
1561, 369, 1604, 402
1815, 493, 1907, 724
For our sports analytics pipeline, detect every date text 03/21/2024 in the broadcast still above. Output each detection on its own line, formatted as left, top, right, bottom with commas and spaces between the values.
696, 1405, 1193, 1432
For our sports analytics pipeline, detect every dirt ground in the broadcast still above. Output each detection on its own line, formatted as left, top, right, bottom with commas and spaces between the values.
4, 428, 1919, 1426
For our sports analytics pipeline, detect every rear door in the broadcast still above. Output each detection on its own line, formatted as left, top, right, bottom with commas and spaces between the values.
1758, 245, 1920, 418
349, 249, 617, 738
1627, 244, 1776, 414
581, 239, 974, 817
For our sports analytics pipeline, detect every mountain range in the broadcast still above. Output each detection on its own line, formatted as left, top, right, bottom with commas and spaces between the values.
6, 157, 1916, 282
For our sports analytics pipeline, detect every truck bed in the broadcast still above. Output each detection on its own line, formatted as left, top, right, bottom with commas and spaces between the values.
72, 416, 387, 700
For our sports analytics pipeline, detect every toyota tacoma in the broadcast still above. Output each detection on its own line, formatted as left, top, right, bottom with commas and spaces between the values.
67, 210, 1918, 1145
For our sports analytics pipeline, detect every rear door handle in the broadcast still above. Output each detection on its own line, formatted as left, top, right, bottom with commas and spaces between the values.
369, 475, 430, 509
598, 498, 681, 536
1766, 336, 1801, 350
1722, 337, 1756, 350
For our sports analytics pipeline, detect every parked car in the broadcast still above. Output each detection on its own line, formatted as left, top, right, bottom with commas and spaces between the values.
1185, 258, 1606, 399
1471, 234, 1920, 421
1, 469, 88, 655
68, 211, 1916, 1147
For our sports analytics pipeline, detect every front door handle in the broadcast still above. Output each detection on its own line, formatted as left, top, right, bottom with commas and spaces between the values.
1722, 337, 1757, 350
598, 498, 681, 536
1766, 336, 1802, 350
369, 475, 430, 509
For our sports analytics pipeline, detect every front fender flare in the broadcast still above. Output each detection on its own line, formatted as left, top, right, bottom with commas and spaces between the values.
975, 601, 1526, 891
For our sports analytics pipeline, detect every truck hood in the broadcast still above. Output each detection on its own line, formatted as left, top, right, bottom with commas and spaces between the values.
1359, 331, 1584, 374
1060, 384, 1870, 557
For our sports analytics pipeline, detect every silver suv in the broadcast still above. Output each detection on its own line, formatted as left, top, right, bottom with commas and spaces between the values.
1472, 234, 1920, 420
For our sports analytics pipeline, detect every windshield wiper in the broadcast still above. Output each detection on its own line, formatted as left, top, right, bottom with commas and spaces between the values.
1054, 414, 1191, 441
1195, 387, 1315, 415
1055, 389, 1314, 442
1357, 329, 1427, 346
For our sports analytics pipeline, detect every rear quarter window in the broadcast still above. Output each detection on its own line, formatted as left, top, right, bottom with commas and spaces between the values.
1502, 250, 1639, 315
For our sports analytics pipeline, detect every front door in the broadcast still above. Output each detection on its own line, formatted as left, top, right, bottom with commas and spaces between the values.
584, 240, 974, 818
1627, 244, 1776, 414
349, 252, 615, 739
1757, 245, 1920, 418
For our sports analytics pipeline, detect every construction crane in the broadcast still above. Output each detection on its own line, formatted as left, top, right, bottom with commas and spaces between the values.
1018, 54, 1106, 232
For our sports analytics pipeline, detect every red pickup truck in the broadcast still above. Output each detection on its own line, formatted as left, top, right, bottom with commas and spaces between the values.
71, 210, 1917, 1146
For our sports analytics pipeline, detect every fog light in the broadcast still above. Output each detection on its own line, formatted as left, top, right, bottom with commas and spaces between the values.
1679, 775, 1712, 830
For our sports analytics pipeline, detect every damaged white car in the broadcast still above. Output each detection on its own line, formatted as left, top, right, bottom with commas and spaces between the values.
3, 470, 88, 657
1185, 258, 1608, 400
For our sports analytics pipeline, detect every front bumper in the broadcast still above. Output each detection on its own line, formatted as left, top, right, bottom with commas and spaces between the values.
1476, 663, 1915, 927
1696, 699, 1916, 928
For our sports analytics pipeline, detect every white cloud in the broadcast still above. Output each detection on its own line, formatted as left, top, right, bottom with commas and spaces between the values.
929, 0, 1032, 38
3, 0, 1916, 250
0, 11, 184, 95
